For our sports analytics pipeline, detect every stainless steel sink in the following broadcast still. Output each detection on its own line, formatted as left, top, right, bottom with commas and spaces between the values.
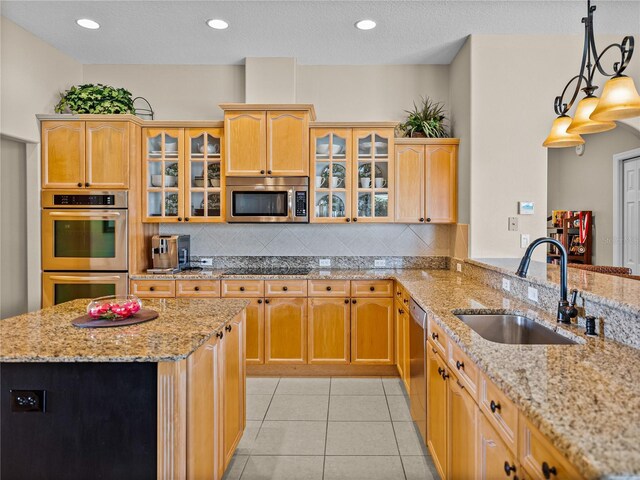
454, 314, 577, 345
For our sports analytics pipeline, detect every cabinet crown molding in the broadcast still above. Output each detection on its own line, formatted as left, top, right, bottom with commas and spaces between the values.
219, 103, 316, 121
395, 137, 460, 145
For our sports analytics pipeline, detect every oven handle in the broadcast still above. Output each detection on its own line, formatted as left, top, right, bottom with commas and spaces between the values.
48, 212, 121, 218
48, 275, 123, 282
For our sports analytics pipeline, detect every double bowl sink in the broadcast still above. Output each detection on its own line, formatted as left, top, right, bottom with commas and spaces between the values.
454, 313, 577, 345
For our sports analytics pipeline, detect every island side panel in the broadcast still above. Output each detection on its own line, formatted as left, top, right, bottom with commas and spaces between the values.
157, 359, 187, 480
0, 362, 157, 480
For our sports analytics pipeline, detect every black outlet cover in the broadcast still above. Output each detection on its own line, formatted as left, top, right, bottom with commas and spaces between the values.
10, 390, 46, 412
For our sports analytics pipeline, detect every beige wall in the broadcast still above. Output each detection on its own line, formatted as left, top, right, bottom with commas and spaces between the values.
0, 137, 28, 318
246, 57, 296, 103
0, 17, 83, 142
548, 126, 640, 265
296, 65, 449, 121
449, 38, 471, 224
82, 65, 245, 120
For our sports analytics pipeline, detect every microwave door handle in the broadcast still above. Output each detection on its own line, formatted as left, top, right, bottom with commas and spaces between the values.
288, 190, 294, 221
48, 212, 121, 218
48, 275, 123, 282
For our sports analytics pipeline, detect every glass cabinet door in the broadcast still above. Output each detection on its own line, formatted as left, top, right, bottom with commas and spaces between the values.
310, 128, 352, 223
143, 128, 185, 222
352, 129, 395, 222
185, 128, 224, 222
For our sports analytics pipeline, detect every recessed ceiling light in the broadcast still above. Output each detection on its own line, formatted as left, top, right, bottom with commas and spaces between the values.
76, 18, 100, 30
207, 19, 229, 30
355, 19, 376, 31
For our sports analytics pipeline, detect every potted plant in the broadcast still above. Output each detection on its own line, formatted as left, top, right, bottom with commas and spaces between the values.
54, 84, 134, 114
398, 97, 449, 138
165, 163, 179, 187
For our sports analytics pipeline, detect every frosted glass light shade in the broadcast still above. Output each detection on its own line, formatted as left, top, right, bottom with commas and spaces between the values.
567, 96, 616, 134
590, 75, 640, 121
543, 115, 585, 148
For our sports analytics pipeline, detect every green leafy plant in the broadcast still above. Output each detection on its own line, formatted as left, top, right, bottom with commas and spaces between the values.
398, 97, 449, 138
54, 84, 134, 114
165, 163, 179, 177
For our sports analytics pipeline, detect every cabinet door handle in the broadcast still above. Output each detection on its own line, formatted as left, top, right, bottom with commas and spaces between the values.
352, 218, 357, 222
369, 286, 375, 291
345, 218, 351, 223
490, 400, 501, 413
265, 299, 270, 304
437, 367, 444, 376
177, 217, 182, 222
426, 218, 431, 222
431, 347, 438, 354
398, 309, 404, 314
456, 360, 464, 370
456, 379, 465, 390
419, 218, 424, 222
431, 332, 438, 340
225, 325, 232, 332
149, 286, 155, 292
396, 291, 401, 296
77, 182, 83, 188
260, 170, 265, 175
194, 286, 200, 291
441, 371, 450, 380
351, 299, 357, 304
344, 299, 349, 304
541, 462, 557, 479
216, 331, 224, 339
403, 298, 408, 304
85, 182, 90, 187
257, 299, 263, 304
504, 461, 517, 476
282, 286, 288, 291
267, 170, 272, 175
185, 217, 190, 222
326, 286, 332, 291
239, 286, 245, 291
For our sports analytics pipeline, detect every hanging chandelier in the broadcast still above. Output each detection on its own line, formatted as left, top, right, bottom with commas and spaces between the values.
543, 0, 640, 148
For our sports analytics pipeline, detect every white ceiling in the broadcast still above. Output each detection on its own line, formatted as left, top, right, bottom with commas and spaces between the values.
2, 1, 640, 65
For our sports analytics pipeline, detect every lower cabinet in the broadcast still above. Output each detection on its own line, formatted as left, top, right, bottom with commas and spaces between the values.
350, 297, 394, 364
395, 300, 410, 392
427, 342, 449, 479
448, 372, 478, 479
265, 297, 308, 364
478, 413, 519, 480
308, 297, 350, 364
222, 314, 245, 469
244, 298, 265, 365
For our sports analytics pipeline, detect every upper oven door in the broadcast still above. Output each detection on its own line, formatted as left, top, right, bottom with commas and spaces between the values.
42, 209, 128, 271
226, 187, 293, 223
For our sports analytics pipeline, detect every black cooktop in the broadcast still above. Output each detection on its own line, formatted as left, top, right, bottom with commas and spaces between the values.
222, 267, 312, 276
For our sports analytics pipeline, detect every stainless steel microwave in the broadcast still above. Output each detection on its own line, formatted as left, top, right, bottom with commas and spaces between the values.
226, 177, 308, 223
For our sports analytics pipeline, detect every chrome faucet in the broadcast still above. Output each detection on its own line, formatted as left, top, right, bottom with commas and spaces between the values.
516, 237, 578, 324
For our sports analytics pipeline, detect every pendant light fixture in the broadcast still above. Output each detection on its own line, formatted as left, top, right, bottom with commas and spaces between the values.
543, 0, 637, 148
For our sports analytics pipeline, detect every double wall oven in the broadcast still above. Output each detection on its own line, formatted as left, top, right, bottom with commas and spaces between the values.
42, 191, 128, 307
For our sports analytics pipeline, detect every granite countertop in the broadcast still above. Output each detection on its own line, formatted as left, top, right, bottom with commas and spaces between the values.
130, 268, 411, 281
0, 298, 248, 363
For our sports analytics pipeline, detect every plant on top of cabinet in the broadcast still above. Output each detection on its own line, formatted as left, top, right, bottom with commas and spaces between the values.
397, 96, 449, 138
55, 84, 134, 115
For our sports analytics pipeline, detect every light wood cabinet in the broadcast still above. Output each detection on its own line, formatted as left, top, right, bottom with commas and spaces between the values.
267, 111, 309, 176
393, 139, 458, 224
130, 279, 176, 298
224, 111, 266, 176
479, 373, 519, 454
221, 280, 265, 297
427, 342, 448, 479
222, 105, 314, 177
265, 297, 307, 364
308, 280, 350, 297
176, 280, 221, 298
308, 297, 350, 364
350, 297, 394, 365
448, 371, 478, 480
447, 338, 479, 400
395, 299, 410, 393
479, 413, 519, 480
221, 314, 245, 469
244, 298, 265, 365
265, 279, 308, 297
351, 280, 394, 298
42, 120, 130, 189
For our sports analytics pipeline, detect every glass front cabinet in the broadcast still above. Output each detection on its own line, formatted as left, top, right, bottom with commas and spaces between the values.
310, 127, 394, 223
142, 127, 224, 223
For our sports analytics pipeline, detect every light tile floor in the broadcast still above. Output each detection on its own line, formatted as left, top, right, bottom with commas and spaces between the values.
223, 377, 439, 480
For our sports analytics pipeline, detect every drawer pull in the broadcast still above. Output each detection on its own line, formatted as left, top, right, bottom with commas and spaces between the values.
265, 299, 270, 304
441, 371, 450, 381
257, 299, 263, 304
344, 299, 349, 304
456, 360, 464, 370
397, 291, 401, 296
369, 286, 375, 291
225, 325, 232, 332
326, 286, 332, 291
542, 462, 557, 479
431, 347, 437, 354
282, 286, 288, 291
504, 461, 517, 476
352, 299, 357, 304
398, 309, 404, 314
194, 286, 200, 291
403, 298, 408, 304
149, 286, 155, 292
490, 400, 501, 413
431, 332, 439, 340
239, 286, 245, 291
456, 379, 465, 389
216, 331, 223, 339
437, 367, 444, 376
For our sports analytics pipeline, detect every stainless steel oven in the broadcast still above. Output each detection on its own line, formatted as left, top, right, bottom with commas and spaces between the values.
42, 191, 128, 271
42, 272, 128, 307
226, 177, 308, 223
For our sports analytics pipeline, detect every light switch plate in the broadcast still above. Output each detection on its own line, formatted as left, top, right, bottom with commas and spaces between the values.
374, 259, 386, 268
200, 258, 213, 267
456, 263, 462, 272
520, 234, 530, 249
528, 286, 539, 302
502, 278, 511, 291
319, 259, 331, 267
508, 217, 519, 231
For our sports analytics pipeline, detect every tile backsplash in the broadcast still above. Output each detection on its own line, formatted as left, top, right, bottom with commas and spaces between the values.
160, 223, 452, 257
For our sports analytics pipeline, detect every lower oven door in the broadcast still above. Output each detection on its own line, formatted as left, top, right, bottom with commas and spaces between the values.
42, 273, 128, 307
42, 209, 128, 271
226, 188, 293, 222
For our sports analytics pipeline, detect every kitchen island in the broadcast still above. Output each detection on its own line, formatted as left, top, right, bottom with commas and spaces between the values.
0, 298, 248, 480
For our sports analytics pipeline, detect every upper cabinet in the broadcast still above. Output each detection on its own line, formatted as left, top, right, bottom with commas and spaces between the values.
221, 104, 314, 177
42, 120, 130, 189
142, 126, 225, 223
394, 139, 458, 224
310, 125, 395, 223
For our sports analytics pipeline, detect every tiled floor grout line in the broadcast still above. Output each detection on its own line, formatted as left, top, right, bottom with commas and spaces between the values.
384, 379, 409, 480
322, 378, 332, 480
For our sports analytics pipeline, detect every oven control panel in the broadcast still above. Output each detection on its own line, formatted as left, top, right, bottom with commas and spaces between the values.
295, 191, 307, 217
53, 194, 115, 206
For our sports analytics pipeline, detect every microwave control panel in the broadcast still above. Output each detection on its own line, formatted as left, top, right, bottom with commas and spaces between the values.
295, 191, 307, 217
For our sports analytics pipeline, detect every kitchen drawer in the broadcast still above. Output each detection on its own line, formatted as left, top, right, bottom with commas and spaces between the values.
427, 316, 447, 356
308, 280, 350, 297
480, 373, 518, 454
350, 280, 393, 297
447, 339, 479, 402
519, 415, 583, 480
221, 280, 264, 297
394, 282, 410, 306
176, 280, 221, 298
265, 280, 308, 297
130, 279, 175, 298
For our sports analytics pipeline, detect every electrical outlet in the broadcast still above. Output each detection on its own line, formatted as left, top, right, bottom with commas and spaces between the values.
456, 263, 462, 272
508, 217, 519, 231
528, 286, 539, 302
319, 259, 331, 267
502, 278, 511, 291
520, 234, 530, 249
502, 298, 511, 309
199, 258, 213, 267
374, 259, 386, 268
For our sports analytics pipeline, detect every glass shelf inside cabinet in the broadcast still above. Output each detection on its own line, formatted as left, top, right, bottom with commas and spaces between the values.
315, 191, 347, 219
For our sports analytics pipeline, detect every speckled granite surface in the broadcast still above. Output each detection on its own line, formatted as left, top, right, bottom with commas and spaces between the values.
0, 298, 248, 363
131, 268, 404, 281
